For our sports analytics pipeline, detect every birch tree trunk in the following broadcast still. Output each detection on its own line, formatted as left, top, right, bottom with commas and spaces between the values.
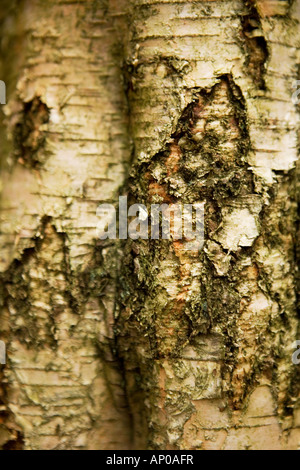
0, 0, 299, 451
0, 0, 131, 450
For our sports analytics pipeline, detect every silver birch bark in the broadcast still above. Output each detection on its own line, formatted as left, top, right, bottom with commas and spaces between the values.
0, 0, 299, 451
0, 0, 131, 450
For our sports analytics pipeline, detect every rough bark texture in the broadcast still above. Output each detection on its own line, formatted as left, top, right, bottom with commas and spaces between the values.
0, 0, 131, 450
0, 0, 299, 451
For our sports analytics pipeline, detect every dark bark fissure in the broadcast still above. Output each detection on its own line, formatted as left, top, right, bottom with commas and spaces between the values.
241, 1, 269, 91
13, 97, 50, 168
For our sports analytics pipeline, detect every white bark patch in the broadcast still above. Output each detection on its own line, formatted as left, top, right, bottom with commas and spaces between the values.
214, 208, 260, 251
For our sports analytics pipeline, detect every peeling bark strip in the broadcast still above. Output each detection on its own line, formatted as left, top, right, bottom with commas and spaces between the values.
0, 0, 299, 451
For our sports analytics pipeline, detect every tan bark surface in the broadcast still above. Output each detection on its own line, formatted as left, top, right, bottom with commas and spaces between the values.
0, 0, 299, 450
0, 0, 131, 450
